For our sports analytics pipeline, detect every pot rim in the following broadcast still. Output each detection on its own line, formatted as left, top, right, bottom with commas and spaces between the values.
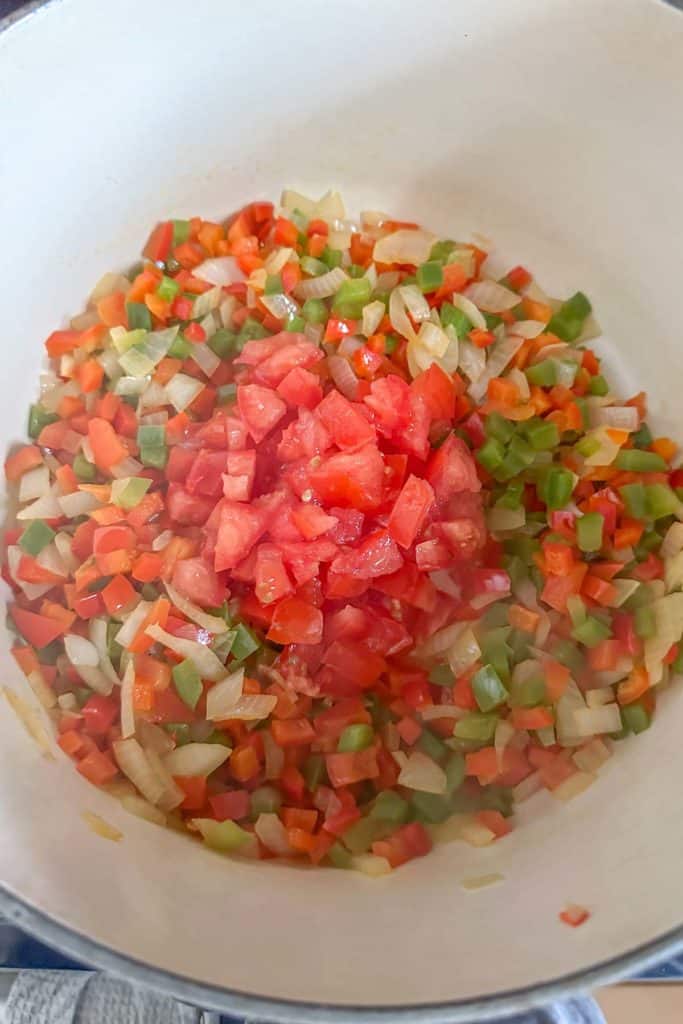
2, 0, 683, 1018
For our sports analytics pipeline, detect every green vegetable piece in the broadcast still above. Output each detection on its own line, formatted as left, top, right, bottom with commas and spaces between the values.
444, 752, 466, 796
230, 622, 260, 661
341, 816, 388, 854
440, 302, 472, 337
208, 328, 238, 358
577, 511, 604, 553
511, 676, 546, 708
411, 791, 452, 824
634, 605, 656, 639
302, 298, 328, 324
18, 519, 55, 556
237, 318, 270, 344
337, 723, 374, 753
524, 417, 560, 451
370, 790, 410, 824
496, 481, 524, 510
588, 374, 608, 396
417, 728, 449, 762
328, 842, 353, 869
111, 327, 147, 354
485, 411, 515, 444
632, 422, 653, 448
429, 664, 455, 687
525, 361, 558, 387
571, 615, 612, 648
454, 713, 498, 742
140, 445, 167, 469
264, 273, 283, 295
163, 722, 191, 745
645, 483, 679, 520
334, 278, 372, 310
286, 315, 306, 333
384, 334, 399, 354
508, 435, 535, 469
300, 256, 328, 277
472, 664, 509, 712
546, 291, 592, 343
168, 334, 193, 359
111, 476, 152, 510
552, 638, 584, 674
250, 785, 282, 817
538, 466, 574, 510
429, 239, 456, 262
619, 482, 647, 519
217, 383, 238, 404
321, 246, 343, 269
126, 302, 153, 331
171, 219, 190, 245
72, 452, 96, 482
199, 819, 250, 853
620, 701, 651, 735
614, 449, 668, 473
157, 275, 180, 302
303, 754, 327, 792
28, 404, 58, 439
476, 437, 506, 472
172, 658, 202, 710
416, 260, 444, 293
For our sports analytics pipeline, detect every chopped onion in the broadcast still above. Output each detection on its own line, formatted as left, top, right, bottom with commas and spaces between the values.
263, 730, 285, 780
337, 335, 364, 358
3, 686, 54, 758
417, 320, 449, 357
352, 854, 392, 877
448, 628, 481, 675
193, 257, 245, 287
375, 271, 401, 292
115, 600, 150, 650
87, 618, 120, 687
64, 634, 99, 668
461, 873, 505, 891
54, 532, 78, 574
264, 247, 295, 275
164, 583, 229, 635
495, 718, 515, 770
468, 335, 526, 403
362, 300, 385, 338
457, 338, 486, 383
152, 530, 173, 552
398, 751, 447, 794
163, 742, 231, 777
254, 813, 292, 856
590, 406, 639, 432
555, 679, 587, 747
119, 659, 136, 739
89, 271, 131, 303
373, 229, 436, 266
6, 546, 51, 601
146, 623, 228, 681
507, 366, 530, 401
487, 506, 526, 533
429, 570, 461, 598
389, 287, 418, 343
304, 322, 324, 346
199, 313, 218, 340
205, 668, 245, 720
464, 280, 520, 312
57, 490, 102, 518
260, 293, 300, 321
120, 794, 167, 827
415, 621, 467, 661
281, 189, 317, 218
585, 687, 615, 708
460, 820, 496, 847
327, 355, 359, 400
18, 464, 49, 503
509, 320, 546, 340
220, 295, 237, 328
552, 771, 596, 803
420, 704, 464, 721
662, 522, 683, 559
17, 488, 62, 521
81, 811, 122, 843
646, 593, 683, 685
582, 427, 621, 467
57, 693, 79, 712
114, 737, 175, 807
399, 284, 432, 324
295, 266, 347, 301
189, 343, 221, 379
316, 190, 346, 221
110, 456, 143, 479
218, 694, 278, 721
165, 373, 204, 413
115, 375, 150, 397
513, 771, 543, 803
611, 579, 641, 608
24, 668, 56, 710
573, 737, 612, 773
452, 293, 487, 331
572, 704, 622, 737
146, 748, 185, 811
363, 262, 378, 289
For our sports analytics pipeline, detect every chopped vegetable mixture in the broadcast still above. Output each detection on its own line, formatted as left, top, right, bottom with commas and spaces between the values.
5, 189, 683, 875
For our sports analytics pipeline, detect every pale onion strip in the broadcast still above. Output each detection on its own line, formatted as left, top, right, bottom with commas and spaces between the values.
3, 687, 54, 758
17, 489, 62, 520
661, 522, 683, 559
165, 373, 204, 413
82, 811, 122, 843
26, 669, 56, 710
468, 335, 526, 403
6, 546, 52, 601
144, 748, 185, 811
507, 366, 530, 400
487, 506, 526, 533
216, 694, 278, 721
58, 491, 102, 518
461, 873, 505, 891
90, 272, 131, 303
590, 406, 639, 432
120, 660, 135, 739
18, 464, 49, 503
646, 593, 683, 685
205, 668, 245, 720
152, 529, 173, 552
508, 320, 546, 339
495, 719, 515, 770
448, 628, 481, 675
327, 355, 359, 400
255, 813, 292, 856
572, 705, 622, 737
145, 624, 227, 681
415, 621, 467, 660
190, 343, 221, 379
464, 280, 520, 312
460, 821, 496, 847
164, 582, 230, 635
373, 228, 436, 266
572, 738, 612, 774
263, 730, 285, 780
115, 600, 150, 650
162, 743, 231, 777
389, 287, 418, 343
420, 704, 466, 721
114, 738, 167, 806
399, 284, 432, 324
398, 751, 447, 794
57, 693, 80, 712
294, 266, 347, 301
352, 854, 392, 877
192, 286, 224, 319
362, 300, 385, 338
585, 687, 615, 708
110, 456, 143, 480
552, 771, 596, 803
429, 570, 461, 598
120, 794, 167, 827
264, 247, 295, 275
417, 320, 450, 357
457, 338, 486, 383
513, 771, 543, 803
260, 293, 300, 321
452, 293, 486, 331
54, 532, 78, 573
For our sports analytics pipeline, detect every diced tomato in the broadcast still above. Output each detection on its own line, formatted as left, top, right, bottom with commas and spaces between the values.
186, 450, 229, 499
371, 822, 432, 868
172, 557, 226, 608
309, 444, 385, 512
267, 597, 323, 645
388, 475, 435, 549
214, 500, 267, 571
317, 390, 376, 451
426, 434, 481, 505
81, 695, 118, 737
330, 529, 403, 579
209, 789, 250, 821
276, 367, 323, 409
326, 747, 379, 787
411, 364, 456, 420
237, 384, 287, 443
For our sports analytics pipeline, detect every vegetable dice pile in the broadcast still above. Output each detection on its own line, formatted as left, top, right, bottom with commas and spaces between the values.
5, 188, 683, 876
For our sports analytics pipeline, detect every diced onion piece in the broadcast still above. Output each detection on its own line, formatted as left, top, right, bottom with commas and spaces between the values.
495, 719, 515, 770
114, 738, 168, 807
416, 320, 450, 357
6, 546, 51, 601
54, 532, 78, 573
264, 247, 295, 275
316, 190, 346, 222
281, 189, 317, 217
399, 284, 432, 324
352, 854, 392, 877
115, 375, 150, 397
260, 293, 300, 321
57, 693, 79, 712
3, 686, 54, 758
152, 530, 174, 552
398, 751, 447, 794
254, 813, 292, 855
461, 873, 505, 891
295, 266, 348, 301
145, 748, 185, 811
464, 280, 520, 312
468, 335, 526, 403
572, 705, 622, 737
572, 738, 612, 773
452, 293, 487, 331
114, 600, 150, 650
64, 634, 99, 668
590, 406, 639, 432
162, 742, 231, 777
120, 794, 167, 827
17, 489, 62, 521
509, 320, 546, 340
57, 491, 103, 518
110, 456, 143, 480
190, 343, 221, 379
429, 570, 461, 598
552, 771, 596, 803
585, 687, 615, 708
375, 270, 401, 292
119, 660, 135, 739
457, 338, 486, 383
362, 300, 385, 338
611, 579, 641, 608
164, 583, 230, 635
460, 820, 496, 847
389, 287, 418, 343
82, 811, 122, 842
513, 771, 543, 803
420, 704, 464, 721
165, 373, 204, 413
556, 679, 587, 747
193, 256, 245, 286
327, 355, 359, 400
191, 287, 224, 320
205, 668, 245, 720
263, 730, 285, 780
662, 522, 683, 560
146, 623, 228, 681
646, 593, 683, 685
216, 694, 278, 722
582, 427, 622, 467
448, 628, 481, 675
415, 621, 467, 661
89, 617, 120, 687
487, 506, 526, 533
507, 366, 530, 401
90, 272, 131, 303
373, 229, 436, 266
136, 719, 175, 756
18, 464, 50, 504
24, 668, 56, 710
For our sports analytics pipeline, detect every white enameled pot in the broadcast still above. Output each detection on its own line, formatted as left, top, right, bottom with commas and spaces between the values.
1, 0, 683, 1020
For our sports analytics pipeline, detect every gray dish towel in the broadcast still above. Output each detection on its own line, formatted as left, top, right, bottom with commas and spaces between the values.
1, 970, 605, 1023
